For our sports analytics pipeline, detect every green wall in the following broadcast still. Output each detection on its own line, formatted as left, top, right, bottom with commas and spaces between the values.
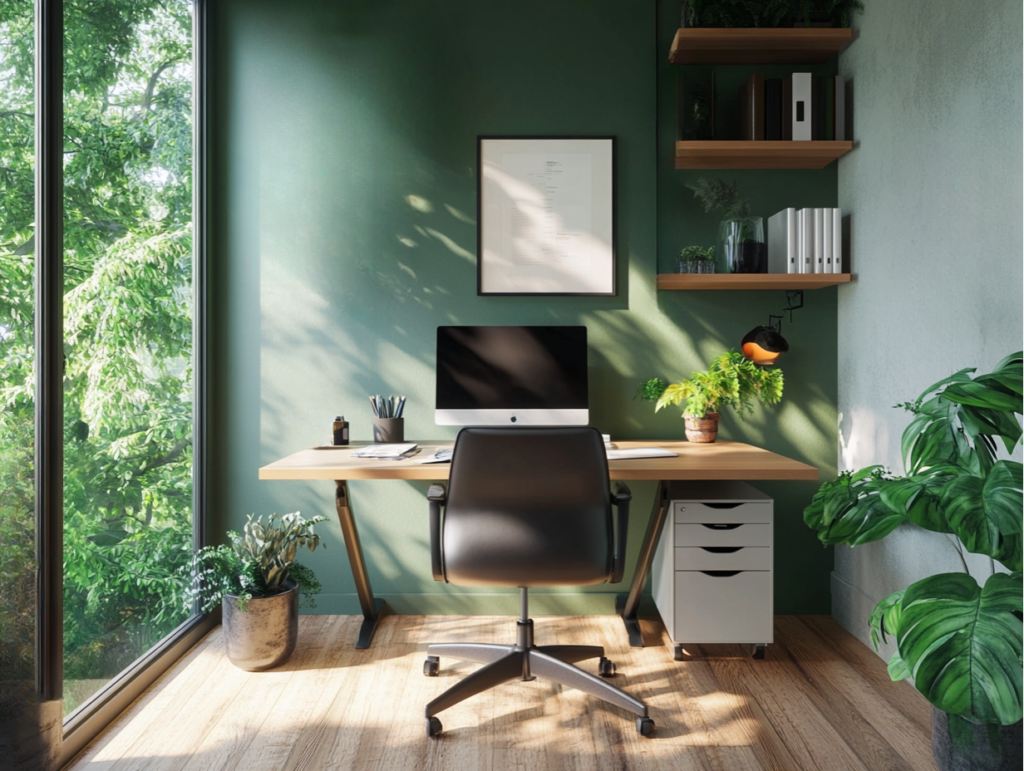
209, 0, 838, 616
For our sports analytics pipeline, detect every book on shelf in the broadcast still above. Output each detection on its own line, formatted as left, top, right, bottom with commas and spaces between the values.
765, 78, 783, 141
792, 73, 812, 141
739, 72, 765, 141
768, 208, 798, 274
823, 77, 834, 140
834, 76, 846, 141
782, 76, 793, 140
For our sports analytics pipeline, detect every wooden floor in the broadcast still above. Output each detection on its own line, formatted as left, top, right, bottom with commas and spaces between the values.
66, 614, 936, 771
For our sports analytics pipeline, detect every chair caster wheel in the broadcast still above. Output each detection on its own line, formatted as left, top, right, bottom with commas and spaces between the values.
423, 656, 440, 677
637, 716, 654, 737
426, 716, 443, 737
598, 657, 616, 677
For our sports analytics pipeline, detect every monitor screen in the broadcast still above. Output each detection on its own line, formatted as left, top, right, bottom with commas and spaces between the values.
435, 326, 589, 426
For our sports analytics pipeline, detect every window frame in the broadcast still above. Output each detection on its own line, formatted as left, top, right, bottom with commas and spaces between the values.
32, 1, 215, 764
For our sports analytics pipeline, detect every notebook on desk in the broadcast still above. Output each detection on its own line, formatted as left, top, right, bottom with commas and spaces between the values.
351, 443, 419, 460
606, 447, 678, 460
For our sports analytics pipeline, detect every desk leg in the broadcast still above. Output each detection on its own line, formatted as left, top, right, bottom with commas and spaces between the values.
617, 480, 669, 648
334, 481, 386, 649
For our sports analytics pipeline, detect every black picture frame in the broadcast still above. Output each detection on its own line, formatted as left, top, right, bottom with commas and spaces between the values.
477, 136, 616, 296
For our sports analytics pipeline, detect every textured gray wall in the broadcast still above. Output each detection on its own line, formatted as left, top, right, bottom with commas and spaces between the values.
834, 0, 1023, 656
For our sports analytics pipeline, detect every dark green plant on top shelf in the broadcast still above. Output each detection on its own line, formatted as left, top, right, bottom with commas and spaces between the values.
682, 0, 864, 28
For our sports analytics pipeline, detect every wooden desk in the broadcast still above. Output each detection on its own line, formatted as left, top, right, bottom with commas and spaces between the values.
260, 440, 817, 649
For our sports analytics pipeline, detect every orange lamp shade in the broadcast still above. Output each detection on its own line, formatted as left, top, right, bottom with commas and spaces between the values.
741, 326, 789, 365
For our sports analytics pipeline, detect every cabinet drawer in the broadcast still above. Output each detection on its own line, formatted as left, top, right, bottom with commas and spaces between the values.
675, 523, 771, 547
673, 571, 773, 644
675, 546, 770, 571
674, 501, 771, 524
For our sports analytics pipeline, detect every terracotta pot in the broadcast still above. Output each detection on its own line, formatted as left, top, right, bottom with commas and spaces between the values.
222, 579, 298, 671
931, 707, 1022, 771
684, 412, 720, 443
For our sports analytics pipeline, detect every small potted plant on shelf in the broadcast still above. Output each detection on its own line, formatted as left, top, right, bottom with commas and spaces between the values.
802, 352, 1023, 771
678, 245, 716, 274
688, 177, 765, 274
183, 511, 327, 671
650, 350, 784, 442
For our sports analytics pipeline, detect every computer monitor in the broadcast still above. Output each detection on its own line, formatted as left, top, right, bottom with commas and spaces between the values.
435, 326, 589, 426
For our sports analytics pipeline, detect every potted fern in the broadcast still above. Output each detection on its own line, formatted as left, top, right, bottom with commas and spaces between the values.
650, 350, 784, 442
803, 352, 1023, 771
183, 511, 327, 671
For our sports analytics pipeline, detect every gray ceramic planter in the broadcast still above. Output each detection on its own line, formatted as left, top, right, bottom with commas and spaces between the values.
222, 579, 298, 671
931, 707, 1023, 771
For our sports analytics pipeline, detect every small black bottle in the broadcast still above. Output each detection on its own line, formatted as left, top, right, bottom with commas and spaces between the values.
332, 416, 350, 446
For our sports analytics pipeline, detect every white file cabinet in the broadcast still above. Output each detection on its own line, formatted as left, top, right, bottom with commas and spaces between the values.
652, 481, 773, 660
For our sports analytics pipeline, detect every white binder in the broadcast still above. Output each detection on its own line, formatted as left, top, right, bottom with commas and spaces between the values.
813, 208, 824, 274
822, 209, 833, 273
792, 73, 812, 141
832, 208, 843, 273
768, 208, 797, 274
799, 208, 813, 274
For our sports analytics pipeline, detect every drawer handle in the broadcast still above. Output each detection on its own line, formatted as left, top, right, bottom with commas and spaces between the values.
704, 503, 743, 509
702, 523, 741, 530
701, 547, 741, 554
700, 570, 742, 577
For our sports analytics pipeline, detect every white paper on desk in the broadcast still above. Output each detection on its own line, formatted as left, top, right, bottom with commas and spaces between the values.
606, 447, 678, 460
352, 443, 418, 458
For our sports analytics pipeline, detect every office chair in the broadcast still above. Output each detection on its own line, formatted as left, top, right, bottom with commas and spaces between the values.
422, 426, 653, 738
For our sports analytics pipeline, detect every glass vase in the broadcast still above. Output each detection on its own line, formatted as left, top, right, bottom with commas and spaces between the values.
719, 216, 766, 274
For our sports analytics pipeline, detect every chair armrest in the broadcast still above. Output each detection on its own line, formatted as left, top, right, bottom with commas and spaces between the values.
610, 482, 631, 584
427, 484, 447, 581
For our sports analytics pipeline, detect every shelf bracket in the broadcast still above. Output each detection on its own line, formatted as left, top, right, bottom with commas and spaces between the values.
767, 290, 804, 333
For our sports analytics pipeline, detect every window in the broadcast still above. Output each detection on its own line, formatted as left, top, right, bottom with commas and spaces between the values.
0, 1, 209, 763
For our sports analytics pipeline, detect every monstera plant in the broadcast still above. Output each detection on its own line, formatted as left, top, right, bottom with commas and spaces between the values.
804, 352, 1023, 770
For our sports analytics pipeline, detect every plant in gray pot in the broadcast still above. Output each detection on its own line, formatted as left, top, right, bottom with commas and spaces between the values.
803, 352, 1023, 771
184, 512, 326, 671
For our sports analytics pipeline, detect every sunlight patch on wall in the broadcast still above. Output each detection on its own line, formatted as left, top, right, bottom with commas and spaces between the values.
405, 194, 433, 213
839, 406, 893, 472
425, 227, 474, 262
444, 203, 475, 224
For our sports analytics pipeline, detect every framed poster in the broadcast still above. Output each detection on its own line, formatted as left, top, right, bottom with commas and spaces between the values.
477, 136, 616, 296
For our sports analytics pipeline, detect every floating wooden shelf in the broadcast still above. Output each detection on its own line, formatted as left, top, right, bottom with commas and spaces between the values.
675, 140, 852, 169
657, 273, 852, 291
669, 28, 853, 65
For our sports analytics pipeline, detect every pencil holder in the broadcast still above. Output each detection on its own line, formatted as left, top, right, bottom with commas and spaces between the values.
372, 418, 404, 443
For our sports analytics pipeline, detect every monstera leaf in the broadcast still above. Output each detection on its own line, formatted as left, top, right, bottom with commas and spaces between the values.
803, 466, 908, 546
892, 571, 1023, 725
942, 461, 1024, 571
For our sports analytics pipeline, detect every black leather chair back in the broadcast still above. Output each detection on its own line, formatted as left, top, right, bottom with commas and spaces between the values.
440, 427, 613, 587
